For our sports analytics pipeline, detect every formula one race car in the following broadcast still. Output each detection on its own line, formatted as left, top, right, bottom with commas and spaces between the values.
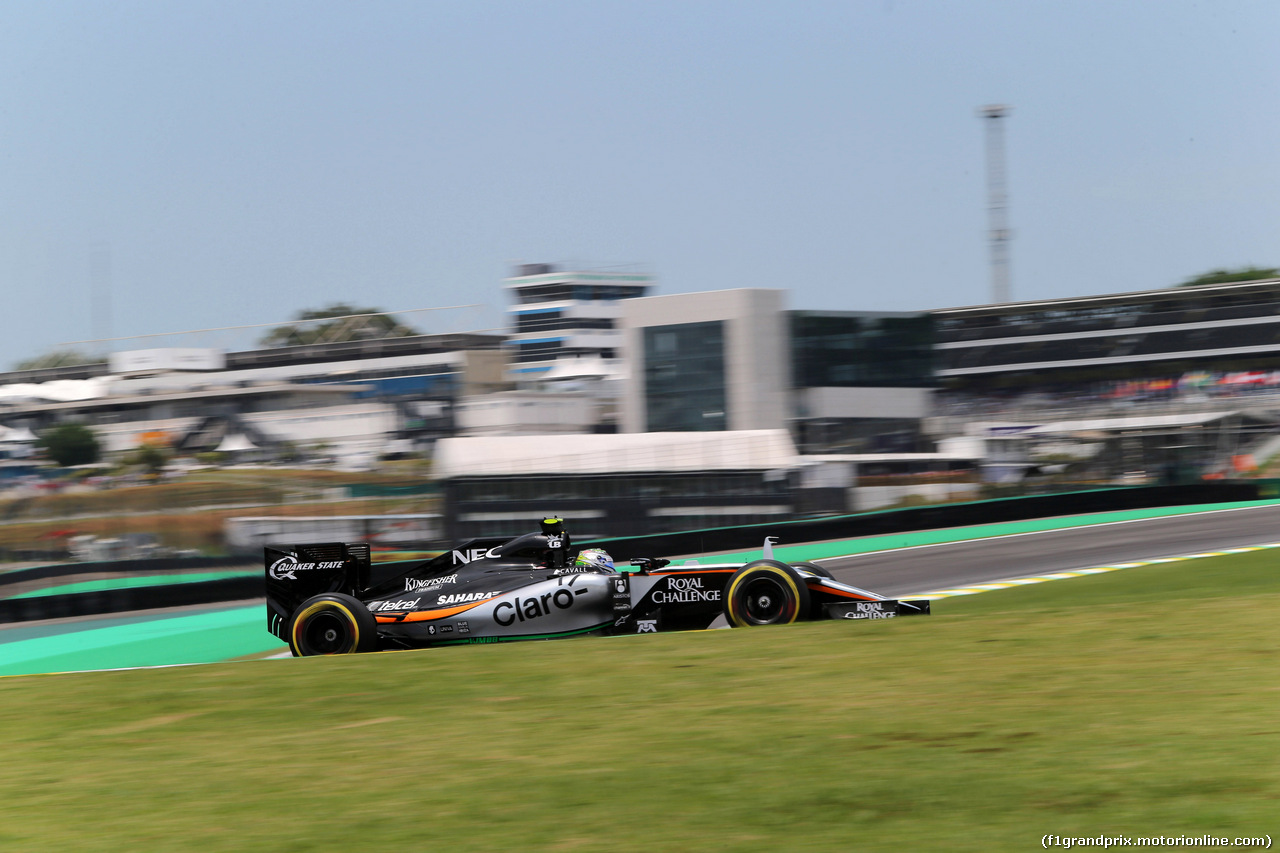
265, 518, 930, 656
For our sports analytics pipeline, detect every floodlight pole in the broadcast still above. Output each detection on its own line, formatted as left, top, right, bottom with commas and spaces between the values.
980, 105, 1012, 304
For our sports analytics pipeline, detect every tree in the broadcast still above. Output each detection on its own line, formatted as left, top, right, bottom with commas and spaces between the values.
37, 423, 101, 467
128, 442, 170, 477
14, 349, 102, 371
1175, 267, 1280, 288
258, 304, 418, 347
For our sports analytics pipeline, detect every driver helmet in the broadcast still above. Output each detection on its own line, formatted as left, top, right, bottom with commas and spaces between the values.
573, 548, 615, 572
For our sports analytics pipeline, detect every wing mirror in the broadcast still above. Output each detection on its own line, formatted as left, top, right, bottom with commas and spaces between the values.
627, 557, 670, 574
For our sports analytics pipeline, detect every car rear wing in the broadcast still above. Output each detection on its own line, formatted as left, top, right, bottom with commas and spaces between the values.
264, 542, 371, 641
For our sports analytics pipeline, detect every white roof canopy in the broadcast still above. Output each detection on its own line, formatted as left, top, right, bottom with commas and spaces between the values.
433, 430, 799, 478
538, 356, 625, 382
0, 425, 36, 442
215, 434, 257, 452
0, 377, 113, 403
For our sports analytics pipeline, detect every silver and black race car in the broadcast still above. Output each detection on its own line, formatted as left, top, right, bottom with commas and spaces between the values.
265, 518, 930, 656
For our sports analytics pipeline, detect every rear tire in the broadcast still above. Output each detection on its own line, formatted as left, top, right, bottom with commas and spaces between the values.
288, 593, 378, 657
723, 560, 811, 627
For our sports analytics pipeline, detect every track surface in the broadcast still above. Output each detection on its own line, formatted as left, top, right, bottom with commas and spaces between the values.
5, 502, 1279, 676
819, 502, 1280, 597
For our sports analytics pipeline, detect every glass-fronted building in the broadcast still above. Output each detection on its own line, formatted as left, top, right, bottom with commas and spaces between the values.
789, 311, 937, 453
622, 290, 937, 453
643, 321, 727, 431
622, 289, 791, 434
790, 312, 935, 389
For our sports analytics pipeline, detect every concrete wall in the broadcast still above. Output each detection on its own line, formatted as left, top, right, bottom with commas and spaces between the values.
798, 386, 932, 419
246, 403, 400, 460
851, 482, 981, 511
455, 391, 598, 436
459, 349, 511, 396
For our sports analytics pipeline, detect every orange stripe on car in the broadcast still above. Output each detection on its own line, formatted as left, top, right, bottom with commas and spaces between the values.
374, 599, 493, 623
807, 582, 878, 600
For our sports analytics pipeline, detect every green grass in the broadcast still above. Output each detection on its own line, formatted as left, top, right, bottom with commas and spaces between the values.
945, 546, 1280, 614
0, 553, 1276, 851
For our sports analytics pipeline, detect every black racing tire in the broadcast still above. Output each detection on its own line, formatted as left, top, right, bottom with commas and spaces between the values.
288, 593, 379, 657
791, 561, 835, 620
793, 560, 834, 579
723, 559, 812, 627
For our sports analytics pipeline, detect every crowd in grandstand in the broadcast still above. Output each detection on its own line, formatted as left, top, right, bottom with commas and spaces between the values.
937, 370, 1280, 418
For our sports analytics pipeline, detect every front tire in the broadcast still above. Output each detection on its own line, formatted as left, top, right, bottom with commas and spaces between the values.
288, 593, 378, 657
793, 560, 834, 579
723, 560, 812, 627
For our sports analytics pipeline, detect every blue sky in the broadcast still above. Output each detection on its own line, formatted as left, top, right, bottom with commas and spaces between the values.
0, 1, 1276, 367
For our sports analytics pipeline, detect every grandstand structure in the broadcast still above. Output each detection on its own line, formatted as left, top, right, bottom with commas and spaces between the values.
927, 278, 1280, 481
7, 272, 1280, 488
0, 332, 508, 463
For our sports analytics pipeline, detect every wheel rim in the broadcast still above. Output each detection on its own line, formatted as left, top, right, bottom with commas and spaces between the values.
302, 610, 351, 654
741, 576, 790, 624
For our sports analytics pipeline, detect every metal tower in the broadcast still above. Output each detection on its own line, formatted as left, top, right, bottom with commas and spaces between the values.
979, 105, 1012, 304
